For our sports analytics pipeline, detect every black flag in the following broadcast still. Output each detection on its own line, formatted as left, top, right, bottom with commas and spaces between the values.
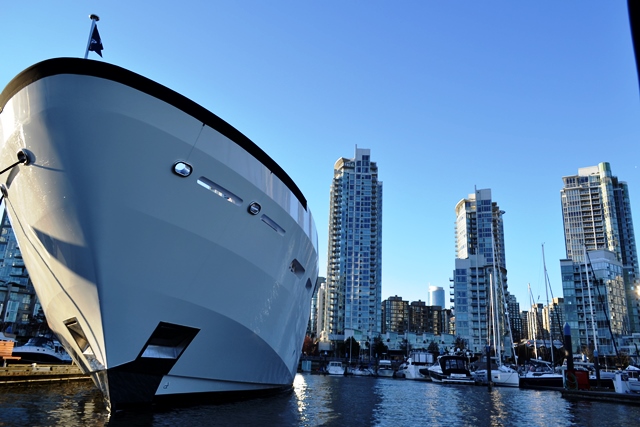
88, 25, 104, 57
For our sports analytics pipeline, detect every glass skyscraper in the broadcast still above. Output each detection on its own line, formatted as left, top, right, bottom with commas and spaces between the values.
560, 251, 626, 354
322, 147, 383, 342
560, 162, 640, 340
453, 188, 512, 354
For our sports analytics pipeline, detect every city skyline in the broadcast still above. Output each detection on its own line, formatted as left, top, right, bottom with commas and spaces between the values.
1, 2, 639, 312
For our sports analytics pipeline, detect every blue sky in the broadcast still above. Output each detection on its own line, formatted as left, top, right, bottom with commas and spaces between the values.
2, 2, 639, 311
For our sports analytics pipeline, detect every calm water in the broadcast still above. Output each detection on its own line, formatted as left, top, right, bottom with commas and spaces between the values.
1, 375, 640, 426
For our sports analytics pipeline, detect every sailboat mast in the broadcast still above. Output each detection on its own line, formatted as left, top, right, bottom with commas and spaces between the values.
528, 283, 538, 360
542, 244, 555, 366
474, 187, 482, 353
584, 246, 598, 353
487, 269, 500, 360
491, 261, 500, 361
489, 208, 504, 363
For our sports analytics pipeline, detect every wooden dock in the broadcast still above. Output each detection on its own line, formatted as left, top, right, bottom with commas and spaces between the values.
561, 389, 640, 406
0, 364, 90, 384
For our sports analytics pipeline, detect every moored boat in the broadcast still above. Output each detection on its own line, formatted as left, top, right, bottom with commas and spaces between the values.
613, 365, 640, 394
376, 359, 395, 378
519, 359, 563, 388
398, 351, 432, 381
428, 354, 475, 384
472, 364, 519, 387
326, 361, 346, 375
0, 58, 319, 411
471, 356, 519, 388
351, 365, 374, 376
10, 336, 72, 365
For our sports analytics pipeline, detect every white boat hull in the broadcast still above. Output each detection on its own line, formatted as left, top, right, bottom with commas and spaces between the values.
376, 362, 395, 378
613, 369, 640, 394
402, 364, 428, 380
472, 366, 519, 387
326, 362, 345, 375
376, 369, 395, 378
0, 58, 319, 410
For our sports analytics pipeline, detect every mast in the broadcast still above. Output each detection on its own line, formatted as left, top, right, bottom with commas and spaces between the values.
585, 250, 619, 357
84, 14, 100, 59
487, 268, 500, 360
489, 204, 503, 363
490, 251, 500, 362
544, 258, 565, 348
584, 247, 598, 354
474, 187, 482, 354
528, 283, 538, 360
504, 289, 518, 366
542, 244, 555, 366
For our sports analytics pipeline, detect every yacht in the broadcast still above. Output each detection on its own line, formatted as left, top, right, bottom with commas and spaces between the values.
398, 351, 432, 381
428, 354, 475, 384
10, 336, 72, 364
470, 356, 519, 387
519, 359, 563, 388
472, 364, 519, 387
376, 360, 395, 378
613, 365, 640, 394
0, 58, 319, 411
326, 361, 346, 375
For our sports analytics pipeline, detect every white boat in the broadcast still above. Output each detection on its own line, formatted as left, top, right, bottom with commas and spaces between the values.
398, 351, 432, 381
0, 58, 319, 411
326, 361, 346, 375
427, 354, 475, 384
351, 365, 374, 376
376, 360, 395, 378
10, 336, 72, 365
613, 365, 640, 394
519, 359, 564, 388
472, 363, 519, 388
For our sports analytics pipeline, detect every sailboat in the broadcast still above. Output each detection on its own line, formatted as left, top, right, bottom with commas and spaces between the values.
519, 246, 564, 388
471, 228, 519, 387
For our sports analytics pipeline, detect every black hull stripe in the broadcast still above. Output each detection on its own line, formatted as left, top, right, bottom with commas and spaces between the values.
0, 57, 307, 210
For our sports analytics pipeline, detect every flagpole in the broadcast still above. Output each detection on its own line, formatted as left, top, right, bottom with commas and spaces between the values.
84, 14, 100, 59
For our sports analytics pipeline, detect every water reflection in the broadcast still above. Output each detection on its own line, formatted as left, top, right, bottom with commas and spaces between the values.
0, 381, 109, 427
2, 375, 640, 426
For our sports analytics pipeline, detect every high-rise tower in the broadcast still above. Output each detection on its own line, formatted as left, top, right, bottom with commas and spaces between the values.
452, 189, 512, 354
322, 147, 383, 343
560, 162, 639, 338
429, 285, 445, 308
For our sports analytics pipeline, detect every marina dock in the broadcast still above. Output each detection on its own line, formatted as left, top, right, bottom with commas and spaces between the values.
561, 389, 640, 406
0, 364, 90, 384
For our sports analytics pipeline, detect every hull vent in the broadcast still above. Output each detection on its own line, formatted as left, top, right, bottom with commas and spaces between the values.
64, 318, 92, 354
102, 322, 200, 410
139, 322, 200, 360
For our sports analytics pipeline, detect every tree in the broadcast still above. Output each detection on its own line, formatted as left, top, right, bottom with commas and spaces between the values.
427, 340, 440, 355
371, 335, 389, 359
344, 337, 360, 361
454, 336, 467, 351
302, 335, 315, 356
